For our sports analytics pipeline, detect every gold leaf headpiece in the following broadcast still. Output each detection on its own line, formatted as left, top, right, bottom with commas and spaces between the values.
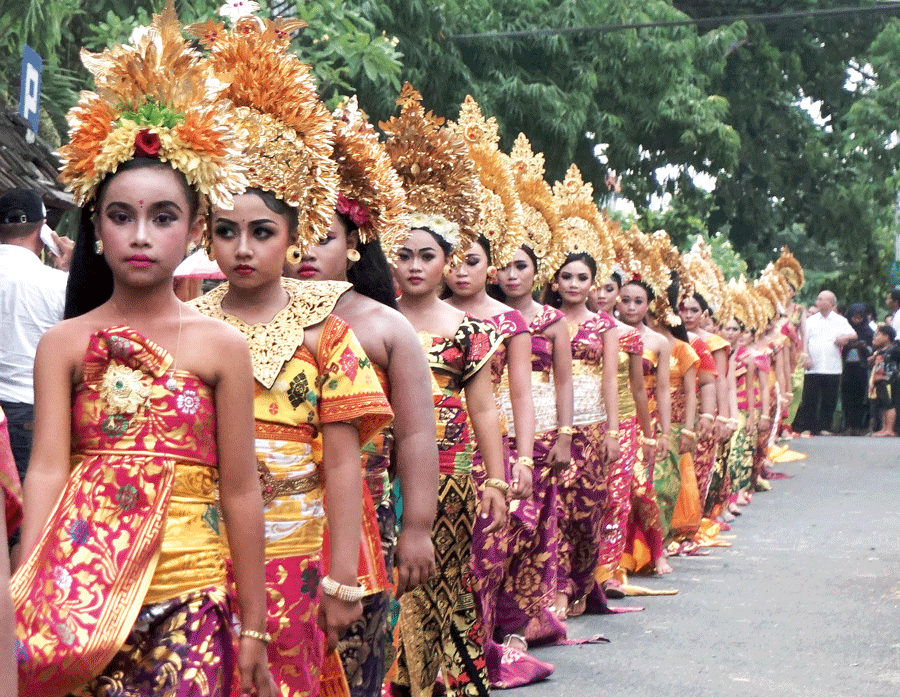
645, 229, 687, 326
191, 12, 338, 251
619, 223, 670, 302
331, 97, 409, 260
683, 236, 727, 316
551, 164, 615, 281
726, 277, 753, 330
449, 96, 525, 268
508, 133, 566, 285
58, 0, 247, 208
774, 246, 804, 290
380, 83, 480, 265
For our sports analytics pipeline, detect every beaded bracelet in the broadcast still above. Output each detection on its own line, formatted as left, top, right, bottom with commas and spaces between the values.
681, 428, 697, 439
606, 429, 621, 438
699, 413, 715, 421
640, 436, 657, 447
557, 426, 576, 436
484, 478, 510, 494
240, 629, 272, 644
320, 575, 366, 603
715, 415, 729, 423
516, 456, 535, 470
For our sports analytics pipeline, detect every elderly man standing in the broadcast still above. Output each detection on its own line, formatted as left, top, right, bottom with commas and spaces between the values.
792, 290, 857, 435
0, 188, 72, 481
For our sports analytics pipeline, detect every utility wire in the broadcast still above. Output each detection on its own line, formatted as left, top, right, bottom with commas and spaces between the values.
447, 3, 900, 41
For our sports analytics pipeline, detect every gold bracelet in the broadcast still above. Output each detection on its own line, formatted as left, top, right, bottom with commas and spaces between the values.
484, 478, 510, 494
715, 415, 729, 423
606, 429, 621, 438
681, 428, 697, 439
516, 456, 535, 470
320, 574, 366, 602
557, 426, 576, 436
727, 418, 739, 428
240, 629, 272, 644
659, 431, 671, 438
641, 436, 657, 447
699, 413, 715, 421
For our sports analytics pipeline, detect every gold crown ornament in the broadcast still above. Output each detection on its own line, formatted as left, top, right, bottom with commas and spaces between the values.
57, 0, 248, 209
508, 133, 566, 285
379, 83, 480, 266
619, 223, 669, 303
551, 164, 615, 281
188, 7, 339, 258
644, 229, 687, 326
449, 96, 525, 269
331, 97, 409, 261
683, 236, 727, 317
774, 246, 804, 291
726, 277, 752, 329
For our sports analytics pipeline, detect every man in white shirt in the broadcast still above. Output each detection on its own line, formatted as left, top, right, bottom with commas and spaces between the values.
0, 188, 72, 480
792, 290, 857, 435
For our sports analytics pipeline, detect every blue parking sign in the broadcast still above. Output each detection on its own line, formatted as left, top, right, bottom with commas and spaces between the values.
20, 45, 43, 132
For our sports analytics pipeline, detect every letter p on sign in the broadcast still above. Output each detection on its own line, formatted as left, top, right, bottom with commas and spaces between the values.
19, 45, 43, 133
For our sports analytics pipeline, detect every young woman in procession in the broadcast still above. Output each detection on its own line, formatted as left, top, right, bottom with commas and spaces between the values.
13, 7, 274, 695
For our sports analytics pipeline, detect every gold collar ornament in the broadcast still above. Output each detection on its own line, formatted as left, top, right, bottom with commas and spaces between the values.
57, 0, 248, 209
379, 83, 480, 267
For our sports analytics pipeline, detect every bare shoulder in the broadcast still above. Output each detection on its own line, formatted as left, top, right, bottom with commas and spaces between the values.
39, 315, 96, 363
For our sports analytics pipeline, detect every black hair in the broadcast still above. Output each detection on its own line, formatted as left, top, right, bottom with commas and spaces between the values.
878, 324, 897, 342
657, 270, 690, 342
250, 187, 299, 235
689, 292, 710, 314
494, 244, 540, 304
623, 278, 655, 301
414, 228, 454, 258
65, 158, 200, 318
337, 211, 399, 311
609, 269, 624, 288
890, 288, 900, 304
542, 252, 596, 308
520, 244, 539, 271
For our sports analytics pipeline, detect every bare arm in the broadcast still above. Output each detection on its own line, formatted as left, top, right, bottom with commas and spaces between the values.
679, 364, 698, 454
548, 321, 574, 468
711, 348, 730, 441
16, 328, 76, 566
215, 330, 275, 697
601, 328, 620, 463
319, 421, 365, 648
628, 353, 653, 462
696, 369, 716, 439
0, 510, 13, 697
506, 332, 535, 498
464, 366, 508, 534
654, 338, 673, 461
385, 323, 438, 597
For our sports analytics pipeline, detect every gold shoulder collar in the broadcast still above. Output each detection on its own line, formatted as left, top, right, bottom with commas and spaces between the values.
191, 278, 351, 388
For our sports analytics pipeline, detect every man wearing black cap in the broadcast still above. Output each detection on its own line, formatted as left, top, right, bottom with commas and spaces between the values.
0, 188, 73, 481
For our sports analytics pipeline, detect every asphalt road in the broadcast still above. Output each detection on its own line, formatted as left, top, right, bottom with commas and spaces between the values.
505, 436, 900, 697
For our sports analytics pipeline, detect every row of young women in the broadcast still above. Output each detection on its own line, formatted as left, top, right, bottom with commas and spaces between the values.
7, 7, 805, 697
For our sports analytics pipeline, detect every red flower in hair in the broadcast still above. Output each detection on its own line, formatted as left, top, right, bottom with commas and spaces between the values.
336, 194, 371, 229
631, 273, 642, 283
134, 129, 162, 157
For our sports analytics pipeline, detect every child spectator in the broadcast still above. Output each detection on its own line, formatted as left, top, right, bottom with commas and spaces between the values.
869, 324, 900, 437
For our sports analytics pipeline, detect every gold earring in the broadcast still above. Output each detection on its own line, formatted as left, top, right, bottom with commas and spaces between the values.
347, 249, 360, 263
94, 238, 104, 255
204, 238, 215, 261
285, 245, 302, 265
487, 265, 498, 282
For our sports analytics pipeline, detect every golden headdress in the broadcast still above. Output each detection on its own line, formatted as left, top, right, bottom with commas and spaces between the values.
508, 133, 566, 285
449, 96, 525, 269
379, 83, 480, 265
683, 236, 727, 317
646, 229, 687, 326
58, 1, 247, 208
190, 8, 338, 253
551, 164, 615, 281
726, 277, 752, 329
331, 97, 408, 260
774, 246, 804, 290
620, 223, 671, 302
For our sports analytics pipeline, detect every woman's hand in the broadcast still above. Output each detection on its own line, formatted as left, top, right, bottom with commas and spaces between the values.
510, 462, 533, 499
602, 433, 620, 463
480, 486, 508, 534
394, 526, 436, 599
238, 635, 277, 697
317, 594, 363, 651
655, 434, 670, 462
678, 430, 696, 455
547, 437, 572, 470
